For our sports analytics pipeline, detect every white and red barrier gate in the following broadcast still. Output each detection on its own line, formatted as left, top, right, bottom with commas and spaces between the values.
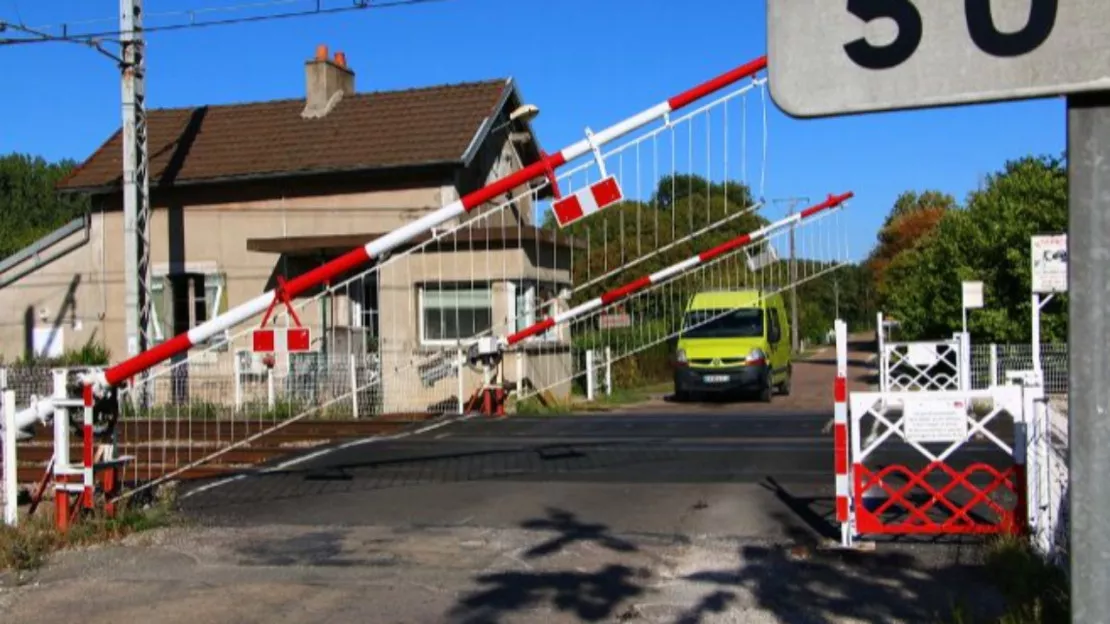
833, 321, 1031, 548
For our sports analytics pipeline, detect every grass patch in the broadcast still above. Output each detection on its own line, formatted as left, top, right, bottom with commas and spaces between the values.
946, 533, 1069, 623
0, 488, 179, 573
512, 381, 671, 415
583, 381, 672, 410
512, 395, 574, 415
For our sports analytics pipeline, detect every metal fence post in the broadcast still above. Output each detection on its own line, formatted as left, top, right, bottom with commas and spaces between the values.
3, 389, 17, 527
349, 353, 359, 420
266, 366, 275, 410
586, 349, 596, 401
233, 353, 243, 413
604, 346, 612, 396
457, 346, 465, 415
989, 344, 999, 388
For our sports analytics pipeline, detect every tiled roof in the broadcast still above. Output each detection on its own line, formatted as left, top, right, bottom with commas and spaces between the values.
57, 78, 512, 193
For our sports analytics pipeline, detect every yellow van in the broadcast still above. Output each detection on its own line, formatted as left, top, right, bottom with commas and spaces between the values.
673, 289, 792, 402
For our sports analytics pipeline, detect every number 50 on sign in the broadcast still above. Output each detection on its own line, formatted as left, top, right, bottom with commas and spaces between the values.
766, 1, 1110, 118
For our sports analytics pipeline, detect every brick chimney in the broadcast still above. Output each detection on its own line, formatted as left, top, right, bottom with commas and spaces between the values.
302, 44, 355, 119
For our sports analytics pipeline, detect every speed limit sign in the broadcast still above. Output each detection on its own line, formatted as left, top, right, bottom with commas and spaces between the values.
766, 1, 1110, 117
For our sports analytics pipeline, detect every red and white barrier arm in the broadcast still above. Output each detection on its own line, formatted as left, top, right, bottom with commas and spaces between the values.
5, 56, 769, 435
96, 56, 768, 390
505, 192, 854, 346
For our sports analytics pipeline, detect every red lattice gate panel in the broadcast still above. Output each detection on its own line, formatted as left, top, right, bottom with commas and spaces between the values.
847, 387, 1027, 538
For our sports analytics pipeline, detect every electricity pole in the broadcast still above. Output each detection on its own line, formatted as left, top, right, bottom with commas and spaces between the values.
0, 5, 151, 401
121, 0, 152, 404
774, 197, 808, 353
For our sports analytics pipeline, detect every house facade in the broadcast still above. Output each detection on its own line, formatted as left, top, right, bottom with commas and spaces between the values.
1, 46, 575, 413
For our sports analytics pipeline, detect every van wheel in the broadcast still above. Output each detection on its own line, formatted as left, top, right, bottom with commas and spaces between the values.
777, 367, 792, 396
759, 370, 774, 403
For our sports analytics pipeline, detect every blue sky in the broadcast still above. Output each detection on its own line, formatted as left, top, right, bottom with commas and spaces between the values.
0, 0, 1066, 261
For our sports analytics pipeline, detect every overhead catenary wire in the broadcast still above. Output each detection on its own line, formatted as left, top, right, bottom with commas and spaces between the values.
0, 0, 452, 46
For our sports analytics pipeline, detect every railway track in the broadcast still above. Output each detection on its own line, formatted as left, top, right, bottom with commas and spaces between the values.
11, 413, 443, 484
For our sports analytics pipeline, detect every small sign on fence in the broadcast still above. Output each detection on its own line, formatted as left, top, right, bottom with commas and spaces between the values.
1032, 234, 1068, 294
598, 312, 632, 329
904, 397, 969, 443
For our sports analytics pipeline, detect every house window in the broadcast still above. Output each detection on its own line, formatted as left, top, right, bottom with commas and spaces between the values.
151, 271, 228, 347
419, 284, 492, 345
508, 282, 536, 332
508, 281, 560, 342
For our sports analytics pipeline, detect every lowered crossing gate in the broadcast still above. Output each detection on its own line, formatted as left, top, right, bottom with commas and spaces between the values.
832, 320, 1034, 549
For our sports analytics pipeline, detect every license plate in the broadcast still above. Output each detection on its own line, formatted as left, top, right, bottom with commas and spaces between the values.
704, 375, 729, 383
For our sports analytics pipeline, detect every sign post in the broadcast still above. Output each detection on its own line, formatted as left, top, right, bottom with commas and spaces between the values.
767, 1, 1109, 611
1066, 96, 1109, 620
1031, 234, 1067, 380
961, 281, 983, 392
961, 280, 983, 336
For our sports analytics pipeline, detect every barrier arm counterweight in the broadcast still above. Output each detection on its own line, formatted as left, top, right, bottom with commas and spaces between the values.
501, 192, 854, 348
6, 56, 769, 436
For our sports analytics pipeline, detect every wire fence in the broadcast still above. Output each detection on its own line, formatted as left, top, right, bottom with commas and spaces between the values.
3, 72, 776, 497
968, 342, 1068, 396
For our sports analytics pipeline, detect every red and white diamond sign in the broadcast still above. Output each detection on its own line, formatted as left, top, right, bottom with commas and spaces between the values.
252, 327, 311, 353
552, 176, 623, 228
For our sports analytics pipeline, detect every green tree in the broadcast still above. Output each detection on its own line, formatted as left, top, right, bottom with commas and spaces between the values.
881, 155, 1068, 343
0, 152, 90, 260
545, 174, 767, 303
865, 189, 956, 302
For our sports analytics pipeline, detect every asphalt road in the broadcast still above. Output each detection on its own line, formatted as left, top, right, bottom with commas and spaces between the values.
179, 407, 1014, 542
2, 346, 1020, 623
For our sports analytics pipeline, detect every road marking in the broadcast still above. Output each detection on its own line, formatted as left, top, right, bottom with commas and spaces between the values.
179, 413, 476, 500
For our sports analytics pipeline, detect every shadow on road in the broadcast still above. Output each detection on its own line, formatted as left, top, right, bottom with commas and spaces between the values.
761, 476, 840, 543
520, 507, 638, 559
677, 534, 1003, 624
447, 508, 649, 623
448, 564, 649, 624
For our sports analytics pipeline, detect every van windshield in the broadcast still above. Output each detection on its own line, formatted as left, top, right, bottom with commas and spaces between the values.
681, 308, 764, 339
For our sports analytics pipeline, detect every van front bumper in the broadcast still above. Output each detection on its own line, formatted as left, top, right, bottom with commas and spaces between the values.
674, 365, 766, 394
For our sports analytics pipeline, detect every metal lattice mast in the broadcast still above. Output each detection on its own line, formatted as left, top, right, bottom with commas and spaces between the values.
120, 0, 152, 394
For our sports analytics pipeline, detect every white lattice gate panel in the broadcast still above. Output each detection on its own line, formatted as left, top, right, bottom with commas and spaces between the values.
513, 194, 852, 405
846, 387, 1027, 538
549, 75, 771, 305
881, 339, 964, 392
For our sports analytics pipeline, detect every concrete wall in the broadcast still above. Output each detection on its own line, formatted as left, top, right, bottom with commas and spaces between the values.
0, 183, 449, 367
375, 246, 573, 413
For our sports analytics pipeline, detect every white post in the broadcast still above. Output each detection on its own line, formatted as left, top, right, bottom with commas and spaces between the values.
876, 312, 887, 395
457, 347, 465, 414
0, 367, 7, 390
349, 353, 359, 420
1030, 293, 1038, 384
961, 332, 972, 392
233, 352, 243, 413
266, 366, 275, 410
515, 352, 524, 396
989, 343, 999, 388
604, 346, 612, 396
3, 390, 17, 526
52, 370, 70, 470
586, 349, 596, 401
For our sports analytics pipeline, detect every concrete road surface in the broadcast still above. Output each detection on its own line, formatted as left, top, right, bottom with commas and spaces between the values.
0, 336, 1015, 623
